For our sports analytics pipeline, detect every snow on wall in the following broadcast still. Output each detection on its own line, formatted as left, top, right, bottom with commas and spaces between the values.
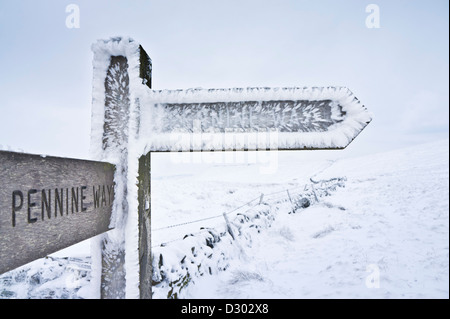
152, 204, 275, 299
0, 257, 92, 299
152, 177, 346, 298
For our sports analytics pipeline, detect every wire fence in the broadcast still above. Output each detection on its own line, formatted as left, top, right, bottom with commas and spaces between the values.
152, 185, 306, 232
151, 175, 344, 248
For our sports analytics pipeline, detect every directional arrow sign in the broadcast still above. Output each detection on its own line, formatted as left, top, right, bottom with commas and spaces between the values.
138, 86, 372, 151
91, 38, 372, 155
0, 151, 115, 275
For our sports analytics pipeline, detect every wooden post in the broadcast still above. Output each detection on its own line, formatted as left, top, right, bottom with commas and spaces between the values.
100, 56, 130, 299
93, 38, 152, 299
223, 213, 235, 240
287, 189, 293, 203
311, 184, 319, 203
138, 151, 152, 299
99, 55, 130, 299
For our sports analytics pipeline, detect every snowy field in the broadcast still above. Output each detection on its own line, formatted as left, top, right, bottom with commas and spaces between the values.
183, 139, 449, 299
0, 139, 448, 299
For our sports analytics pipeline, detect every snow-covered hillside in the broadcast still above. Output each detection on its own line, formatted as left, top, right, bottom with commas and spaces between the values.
183, 139, 449, 299
1, 139, 448, 299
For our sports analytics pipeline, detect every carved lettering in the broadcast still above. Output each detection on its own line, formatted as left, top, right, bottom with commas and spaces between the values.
11, 191, 23, 227
27, 189, 38, 224
66, 188, 69, 215
81, 186, 87, 212
8, 185, 114, 227
101, 185, 107, 207
41, 189, 51, 220
107, 185, 113, 205
163, 100, 341, 133
55, 188, 64, 217
71, 187, 79, 213
93, 186, 100, 208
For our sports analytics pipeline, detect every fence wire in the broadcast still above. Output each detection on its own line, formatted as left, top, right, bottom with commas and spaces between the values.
150, 176, 345, 248
151, 157, 343, 247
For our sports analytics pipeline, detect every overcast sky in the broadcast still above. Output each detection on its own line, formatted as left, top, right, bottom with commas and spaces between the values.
0, 0, 448, 160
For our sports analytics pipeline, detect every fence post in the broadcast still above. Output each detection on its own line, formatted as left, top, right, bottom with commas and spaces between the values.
311, 184, 319, 203
223, 213, 235, 240
259, 193, 264, 205
286, 189, 293, 203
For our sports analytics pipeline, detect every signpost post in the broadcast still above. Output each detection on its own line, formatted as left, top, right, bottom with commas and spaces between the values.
0, 36, 371, 299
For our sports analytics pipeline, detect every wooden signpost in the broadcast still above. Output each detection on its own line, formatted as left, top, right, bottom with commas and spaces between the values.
0, 151, 115, 275
0, 36, 371, 299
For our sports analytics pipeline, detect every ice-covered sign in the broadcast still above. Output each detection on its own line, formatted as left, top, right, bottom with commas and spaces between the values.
0, 151, 115, 275
139, 87, 371, 151
90, 38, 371, 156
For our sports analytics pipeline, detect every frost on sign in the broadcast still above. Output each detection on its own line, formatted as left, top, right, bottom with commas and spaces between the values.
91, 38, 372, 155
159, 100, 340, 133
139, 87, 372, 151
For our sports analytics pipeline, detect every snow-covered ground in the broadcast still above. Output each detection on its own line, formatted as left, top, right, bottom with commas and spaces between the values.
1, 139, 448, 299
183, 139, 449, 299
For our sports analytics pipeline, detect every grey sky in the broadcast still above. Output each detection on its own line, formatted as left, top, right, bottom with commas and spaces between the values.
0, 0, 448, 159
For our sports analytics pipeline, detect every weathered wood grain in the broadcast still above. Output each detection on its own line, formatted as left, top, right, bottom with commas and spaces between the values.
138, 151, 152, 299
99, 45, 152, 299
100, 55, 130, 299
0, 151, 115, 275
